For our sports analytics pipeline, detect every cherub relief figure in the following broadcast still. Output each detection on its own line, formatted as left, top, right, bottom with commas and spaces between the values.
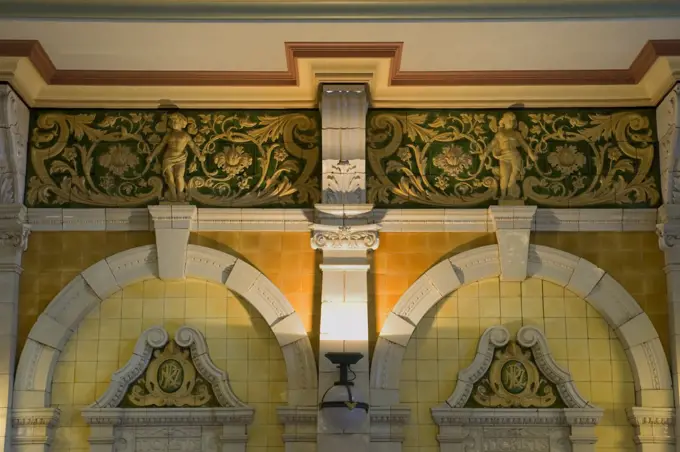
147, 112, 205, 202
487, 112, 537, 200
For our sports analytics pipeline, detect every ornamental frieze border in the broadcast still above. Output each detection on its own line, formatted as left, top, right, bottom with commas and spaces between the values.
26, 109, 320, 208
367, 109, 660, 208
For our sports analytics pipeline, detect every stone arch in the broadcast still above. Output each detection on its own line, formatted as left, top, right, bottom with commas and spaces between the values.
13, 244, 318, 409
370, 244, 673, 408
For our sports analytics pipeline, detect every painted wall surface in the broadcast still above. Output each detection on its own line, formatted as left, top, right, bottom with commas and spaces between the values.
400, 277, 635, 452
50, 279, 286, 452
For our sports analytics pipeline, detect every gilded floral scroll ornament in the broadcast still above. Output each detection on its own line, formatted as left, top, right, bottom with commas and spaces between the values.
367, 110, 659, 207
26, 110, 320, 207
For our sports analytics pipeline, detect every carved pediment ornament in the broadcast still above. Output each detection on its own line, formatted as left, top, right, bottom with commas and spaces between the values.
432, 326, 603, 452
90, 326, 248, 410
444, 325, 594, 410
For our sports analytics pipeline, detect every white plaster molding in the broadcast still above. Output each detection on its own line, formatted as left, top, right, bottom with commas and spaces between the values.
91, 326, 170, 408
320, 84, 368, 162
370, 244, 673, 409
369, 405, 410, 443
310, 224, 380, 251
11, 407, 60, 448
0, 204, 29, 252
657, 83, 680, 205
92, 326, 247, 409
24, 207, 659, 232
322, 159, 366, 204
13, 244, 317, 410
83, 326, 254, 452
489, 206, 536, 281
0, 85, 29, 205
658, 220, 680, 251
433, 325, 602, 452
441, 325, 594, 410
148, 205, 197, 280
277, 406, 318, 443
627, 407, 675, 449
80, 408, 253, 452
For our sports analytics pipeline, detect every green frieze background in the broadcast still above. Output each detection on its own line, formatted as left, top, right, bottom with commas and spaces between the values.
367, 109, 660, 208
25, 107, 660, 209
26, 109, 321, 208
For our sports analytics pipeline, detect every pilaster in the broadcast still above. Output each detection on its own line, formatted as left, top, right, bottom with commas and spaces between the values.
314, 84, 376, 452
658, 83, 680, 452
0, 83, 30, 452
0, 204, 28, 452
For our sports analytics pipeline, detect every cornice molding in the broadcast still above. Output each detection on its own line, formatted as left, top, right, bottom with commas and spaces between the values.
24, 207, 658, 233
1, 39, 678, 88
0, 0, 679, 21
0, 39, 680, 108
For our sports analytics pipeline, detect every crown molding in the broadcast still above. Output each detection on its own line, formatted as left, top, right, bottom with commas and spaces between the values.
2, 39, 679, 88
0, 0, 679, 21
0, 39, 680, 108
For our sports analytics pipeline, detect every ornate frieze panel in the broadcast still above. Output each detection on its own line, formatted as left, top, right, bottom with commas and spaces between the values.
367, 109, 660, 208
432, 325, 603, 452
26, 109, 320, 208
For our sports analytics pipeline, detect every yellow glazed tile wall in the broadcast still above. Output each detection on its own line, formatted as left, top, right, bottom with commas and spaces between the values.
373, 233, 495, 332
50, 278, 286, 452
373, 232, 668, 357
532, 232, 668, 355
18, 232, 156, 357
18, 231, 318, 362
190, 232, 319, 344
399, 277, 635, 452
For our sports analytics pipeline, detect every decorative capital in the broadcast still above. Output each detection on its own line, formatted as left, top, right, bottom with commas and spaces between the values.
12, 407, 61, 446
657, 222, 680, 250
626, 407, 675, 445
0, 223, 30, 251
310, 224, 380, 251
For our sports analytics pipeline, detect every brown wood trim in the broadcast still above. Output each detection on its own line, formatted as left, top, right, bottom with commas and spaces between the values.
0, 39, 679, 87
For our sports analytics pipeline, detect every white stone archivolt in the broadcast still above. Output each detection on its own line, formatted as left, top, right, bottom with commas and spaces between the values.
12, 244, 318, 415
370, 244, 673, 411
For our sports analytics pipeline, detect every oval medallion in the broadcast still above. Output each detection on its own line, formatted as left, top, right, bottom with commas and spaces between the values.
500, 360, 528, 394
157, 359, 184, 393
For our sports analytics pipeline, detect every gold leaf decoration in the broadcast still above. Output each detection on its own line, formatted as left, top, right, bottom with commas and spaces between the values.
123, 341, 217, 408
367, 109, 660, 207
466, 341, 563, 409
26, 110, 320, 207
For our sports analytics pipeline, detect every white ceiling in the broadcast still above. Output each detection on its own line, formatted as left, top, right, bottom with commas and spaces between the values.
1, 18, 680, 72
